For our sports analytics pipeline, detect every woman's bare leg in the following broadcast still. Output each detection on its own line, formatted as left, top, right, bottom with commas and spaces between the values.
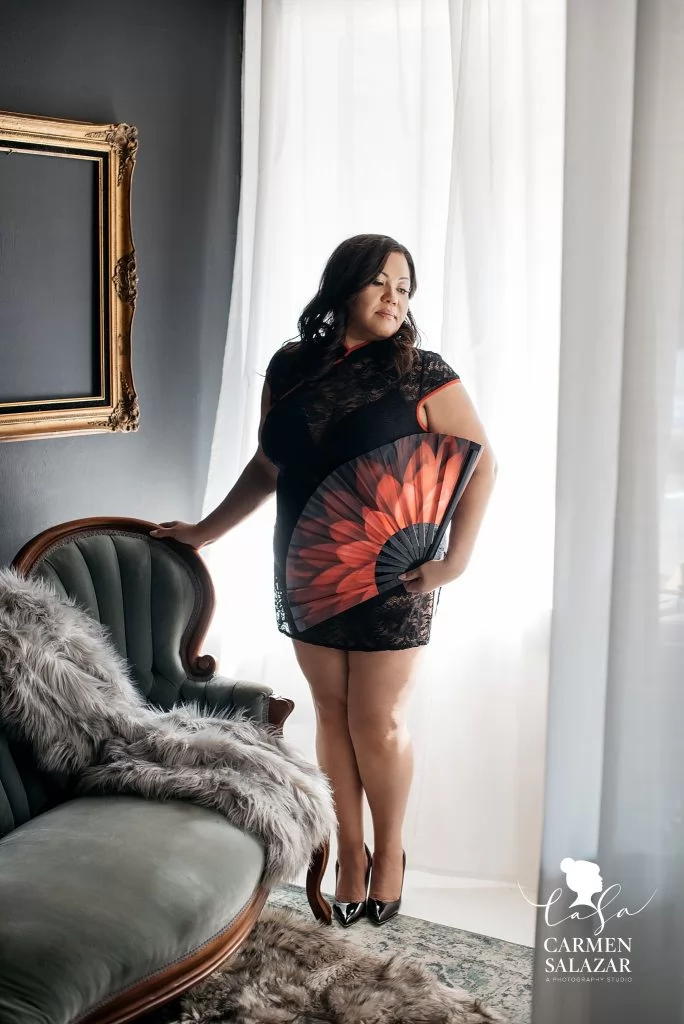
347, 646, 423, 901
292, 639, 368, 901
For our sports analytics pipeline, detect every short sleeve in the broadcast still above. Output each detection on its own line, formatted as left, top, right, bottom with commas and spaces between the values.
264, 344, 298, 402
264, 350, 282, 396
419, 350, 461, 399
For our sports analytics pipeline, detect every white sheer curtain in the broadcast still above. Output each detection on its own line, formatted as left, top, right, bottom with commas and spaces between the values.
531, 1, 684, 1020
202, 0, 683, 1013
202, 0, 562, 898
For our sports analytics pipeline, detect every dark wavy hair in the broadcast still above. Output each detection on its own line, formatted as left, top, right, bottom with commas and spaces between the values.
277, 233, 423, 384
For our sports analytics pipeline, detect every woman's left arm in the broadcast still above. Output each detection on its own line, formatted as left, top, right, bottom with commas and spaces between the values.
400, 382, 498, 593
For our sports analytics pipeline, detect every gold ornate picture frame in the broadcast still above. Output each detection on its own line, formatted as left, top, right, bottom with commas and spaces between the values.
0, 111, 139, 441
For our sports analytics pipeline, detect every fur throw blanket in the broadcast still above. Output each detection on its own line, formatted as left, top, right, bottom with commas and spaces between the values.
0, 568, 336, 886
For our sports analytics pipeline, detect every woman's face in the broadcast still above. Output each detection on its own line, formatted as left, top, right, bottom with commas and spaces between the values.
346, 250, 411, 340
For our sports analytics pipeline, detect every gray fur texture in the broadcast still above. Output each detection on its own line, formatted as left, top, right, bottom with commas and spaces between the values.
169, 906, 508, 1023
0, 568, 336, 886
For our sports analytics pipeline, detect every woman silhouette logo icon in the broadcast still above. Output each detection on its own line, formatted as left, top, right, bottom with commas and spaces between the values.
560, 857, 603, 909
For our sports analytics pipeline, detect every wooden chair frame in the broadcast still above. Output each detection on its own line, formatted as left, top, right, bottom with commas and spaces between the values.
10, 516, 332, 1024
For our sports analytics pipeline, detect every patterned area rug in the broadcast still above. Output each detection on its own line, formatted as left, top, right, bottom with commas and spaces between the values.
270, 885, 533, 1023
139, 885, 532, 1024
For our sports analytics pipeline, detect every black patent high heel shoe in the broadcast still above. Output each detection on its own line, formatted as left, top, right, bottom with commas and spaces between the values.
332, 843, 372, 928
367, 849, 406, 926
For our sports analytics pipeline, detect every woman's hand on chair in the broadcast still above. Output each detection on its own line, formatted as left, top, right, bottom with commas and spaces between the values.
149, 521, 209, 548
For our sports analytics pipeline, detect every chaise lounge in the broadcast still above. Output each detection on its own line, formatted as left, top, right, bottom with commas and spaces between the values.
0, 517, 331, 1024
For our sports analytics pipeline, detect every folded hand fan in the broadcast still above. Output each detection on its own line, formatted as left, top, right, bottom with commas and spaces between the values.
285, 433, 483, 632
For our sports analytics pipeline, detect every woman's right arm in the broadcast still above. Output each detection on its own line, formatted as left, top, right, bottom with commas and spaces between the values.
150, 379, 278, 548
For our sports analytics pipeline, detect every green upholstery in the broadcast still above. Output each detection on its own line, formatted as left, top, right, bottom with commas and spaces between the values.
28, 529, 272, 720
0, 796, 265, 1024
33, 533, 193, 709
0, 734, 56, 839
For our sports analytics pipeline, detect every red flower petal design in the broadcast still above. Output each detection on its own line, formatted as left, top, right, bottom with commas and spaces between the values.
286, 433, 475, 631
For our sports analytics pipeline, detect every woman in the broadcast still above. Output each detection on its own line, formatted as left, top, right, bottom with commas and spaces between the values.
151, 234, 497, 928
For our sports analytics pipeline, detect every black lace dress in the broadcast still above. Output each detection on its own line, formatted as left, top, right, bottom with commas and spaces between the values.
260, 336, 461, 651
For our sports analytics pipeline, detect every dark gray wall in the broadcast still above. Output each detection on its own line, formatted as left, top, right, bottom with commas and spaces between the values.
0, 0, 242, 564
